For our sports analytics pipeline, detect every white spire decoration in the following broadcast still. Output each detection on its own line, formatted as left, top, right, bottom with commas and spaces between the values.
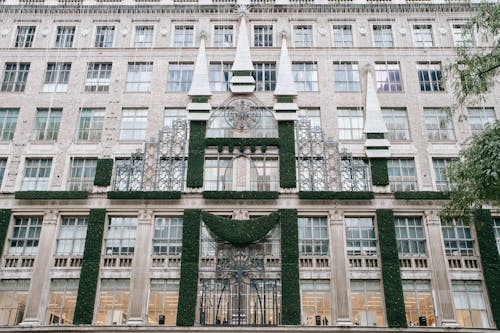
230, 9, 255, 93
274, 32, 297, 96
188, 31, 211, 97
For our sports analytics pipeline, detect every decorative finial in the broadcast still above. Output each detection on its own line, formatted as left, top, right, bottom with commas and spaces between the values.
363, 63, 374, 74
234, 4, 250, 17
199, 30, 207, 40
280, 30, 287, 39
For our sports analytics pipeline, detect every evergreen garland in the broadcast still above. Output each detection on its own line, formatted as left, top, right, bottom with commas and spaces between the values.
205, 137, 280, 148
0, 209, 11, 258
186, 121, 206, 188
299, 191, 374, 200
202, 191, 279, 200
93, 159, 114, 186
278, 121, 297, 188
15, 191, 88, 200
107, 191, 181, 200
394, 191, 451, 200
370, 158, 389, 186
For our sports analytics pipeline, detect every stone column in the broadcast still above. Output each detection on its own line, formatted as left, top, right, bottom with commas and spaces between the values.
329, 209, 352, 325
127, 209, 154, 324
21, 210, 58, 325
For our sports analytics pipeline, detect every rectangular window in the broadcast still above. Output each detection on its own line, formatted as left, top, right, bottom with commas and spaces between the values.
209, 62, 232, 92
388, 159, 417, 192
152, 217, 183, 255
0, 159, 6, 186
375, 62, 402, 92
213, 25, 233, 47
15, 26, 36, 48
373, 25, 393, 47
76, 108, 105, 142
254, 25, 273, 47
167, 63, 193, 92
333, 62, 360, 92
114, 158, 143, 191
85, 62, 112, 92
292, 62, 318, 91
1, 62, 30, 92
412, 24, 433, 47
94, 26, 115, 47
417, 62, 444, 92
395, 217, 426, 256
67, 158, 97, 191
293, 25, 313, 47
351, 280, 384, 326
467, 107, 496, 135
125, 62, 153, 92
105, 217, 137, 256
119, 108, 148, 140
345, 217, 376, 256
32, 108, 62, 141
494, 218, 500, 254
298, 217, 329, 256
332, 25, 353, 47
452, 280, 489, 328
43, 62, 71, 92
0, 279, 30, 325
432, 158, 454, 191
56, 216, 88, 256
424, 108, 455, 141
403, 280, 435, 327
442, 219, 475, 256
382, 108, 410, 141
253, 62, 276, 91
96, 279, 130, 325
134, 25, 154, 48
148, 279, 179, 325
452, 24, 474, 47
298, 108, 321, 128
7, 216, 43, 256
46, 279, 78, 325
338, 108, 363, 140
0, 108, 19, 140
173, 25, 194, 47
341, 157, 370, 191
163, 108, 187, 128
55, 26, 75, 48
21, 159, 52, 190
300, 280, 331, 326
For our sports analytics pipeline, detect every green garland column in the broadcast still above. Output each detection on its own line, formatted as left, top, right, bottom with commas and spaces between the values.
186, 121, 206, 188
0, 209, 12, 258
370, 158, 389, 186
93, 159, 114, 187
474, 209, 500, 328
278, 121, 296, 188
176, 209, 201, 326
280, 209, 301, 325
376, 209, 407, 328
73, 209, 106, 324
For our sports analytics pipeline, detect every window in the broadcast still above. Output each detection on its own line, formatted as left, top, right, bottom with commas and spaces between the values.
442, 219, 475, 256
173, 25, 194, 47
43, 63, 71, 92
452, 280, 489, 328
292, 62, 318, 91
382, 108, 410, 141
293, 25, 313, 47
1, 63, 30, 92
148, 280, 179, 325
0, 279, 30, 325
105, 217, 137, 256
94, 26, 114, 47
46, 279, 78, 325
345, 217, 376, 256
412, 24, 433, 47
388, 159, 417, 191
209, 62, 232, 92
253, 62, 276, 91
114, 158, 143, 191
424, 108, 455, 141
0, 159, 6, 186
213, 25, 233, 47
125, 62, 152, 92
55, 216, 88, 256
375, 62, 402, 92
85, 63, 112, 92
300, 280, 331, 326
337, 108, 363, 140
341, 157, 370, 191
432, 158, 454, 191
7, 216, 43, 256
14, 26, 35, 47
32, 108, 62, 141
21, 159, 52, 190
298, 217, 329, 256
167, 63, 193, 92
119, 108, 148, 140
298, 108, 321, 128
372, 25, 393, 47
332, 25, 353, 47
403, 280, 435, 327
417, 62, 444, 91
134, 25, 154, 48
0, 108, 19, 140
395, 217, 426, 256
333, 62, 360, 92
254, 25, 273, 47
55, 26, 75, 48
351, 280, 384, 326
467, 107, 496, 135
452, 24, 474, 47
96, 279, 130, 325
152, 217, 183, 255
67, 158, 97, 191
76, 108, 105, 142
494, 218, 500, 254
163, 109, 186, 128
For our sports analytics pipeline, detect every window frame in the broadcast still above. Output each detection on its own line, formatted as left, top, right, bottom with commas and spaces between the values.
84, 62, 112, 93
253, 24, 273, 47
167, 62, 194, 92
104, 217, 137, 256
337, 107, 364, 140
54, 26, 76, 48
133, 25, 155, 48
76, 108, 105, 142
212, 24, 234, 48
332, 24, 353, 47
441, 219, 475, 257
55, 216, 89, 256
424, 108, 455, 141
292, 24, 314, 48
467, 107, 496, 135
381, 108, 410, 141
152, 217, 183, 256
14, 26, 36, 48
253, 62, 276, 92
43, 62, 71, 93
333, 62, 360, 92
172, 24, 195, 48
417, 62, 444, 92
94, 25, 115, 48
125, 62, 153, 92
374, 61, 403, 92
292, 62, 318, 92
395, 216, 426, 256
412, 24, 434, 47
46, 278, 79, 325
32, 108, 62, 141
298, 216, 329, 256
0, 108, 20, 141
21, 158, 52, 191
7, 216, 43, 256
387, 159, 418, 192
119, 108, 148, 141
345, 217, 377, 256
209, 62, 232, 92
67, 158, 97, 191
372, 24, 393, 47
1, 62, 30, 92
432, 158, 454, 191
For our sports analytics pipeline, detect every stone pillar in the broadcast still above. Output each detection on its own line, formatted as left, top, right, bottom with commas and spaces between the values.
127, 209, 154, 324
329, 209, 352, 325
21, 210, 58, 325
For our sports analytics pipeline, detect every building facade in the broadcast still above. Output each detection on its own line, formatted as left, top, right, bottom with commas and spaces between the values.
0, 0, 498, 332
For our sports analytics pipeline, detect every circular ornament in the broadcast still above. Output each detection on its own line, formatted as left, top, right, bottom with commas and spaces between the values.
224, 97, 262, 131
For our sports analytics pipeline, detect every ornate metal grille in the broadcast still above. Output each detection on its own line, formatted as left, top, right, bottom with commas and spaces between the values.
340, 151, 370, 191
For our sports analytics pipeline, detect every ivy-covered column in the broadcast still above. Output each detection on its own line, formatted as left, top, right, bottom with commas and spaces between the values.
370, 157, 389, 186
474, 209, 500, 328
278, 121, 296, 188
0, 209, 11, 258
186, 122, 206, 188
93, 159, 114, 187
74, 209, 106, 324
376, 209, 407, 328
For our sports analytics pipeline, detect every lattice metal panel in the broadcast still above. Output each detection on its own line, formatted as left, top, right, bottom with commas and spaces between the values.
339, 151, 370, 191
